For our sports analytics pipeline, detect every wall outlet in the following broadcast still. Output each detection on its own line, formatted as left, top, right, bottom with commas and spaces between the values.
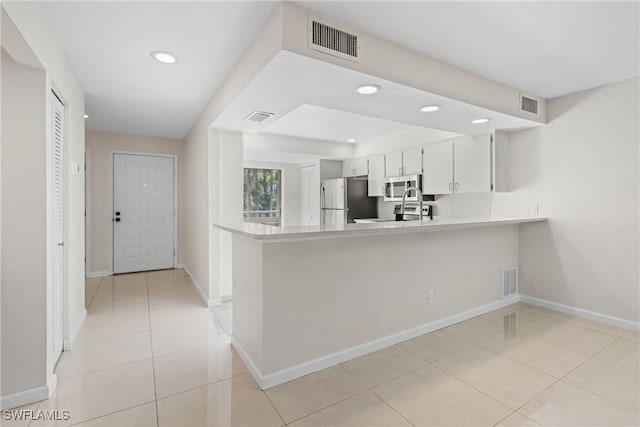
427, 290, 434, 304
529, 204, 539, 215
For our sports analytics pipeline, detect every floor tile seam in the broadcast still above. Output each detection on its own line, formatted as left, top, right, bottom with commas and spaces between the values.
153, 369, 249, 401
85, 277, 106, 310
55, 355, 155, 383
154, 372, 252, 402
262, 386, 288, 427
277, 389, 369, 426
64, 400, 157, 427
367, 388, 417, 427
529, 310, 627, 338
343, 358, 432, 391
490, 410, 518, 427
76, 327, 152, 347
551, 338, 640, 414
475, 341, 568, 380
147, 314, 219, 334
398, 334, 477, 364
428, 360, 532, 412
142, 273, 161, 427
590, 335, 640, 371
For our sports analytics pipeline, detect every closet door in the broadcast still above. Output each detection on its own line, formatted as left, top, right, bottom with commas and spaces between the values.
52, 91, 64, 362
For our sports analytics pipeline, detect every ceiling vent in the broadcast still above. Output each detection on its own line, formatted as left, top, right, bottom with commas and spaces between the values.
245, 111, 274, 123
308, 15, 360, 62
520, 94, 539, 114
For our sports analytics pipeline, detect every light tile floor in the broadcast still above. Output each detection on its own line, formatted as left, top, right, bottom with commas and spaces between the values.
8, 269, 639, 426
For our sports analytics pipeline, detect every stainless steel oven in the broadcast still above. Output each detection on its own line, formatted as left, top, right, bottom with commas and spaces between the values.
384, 174, 422, 202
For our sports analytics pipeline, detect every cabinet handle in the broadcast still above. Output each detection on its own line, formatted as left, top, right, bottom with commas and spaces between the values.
455, 182, 460, 191
398, 167, 402, 176
449, 183, 452, 192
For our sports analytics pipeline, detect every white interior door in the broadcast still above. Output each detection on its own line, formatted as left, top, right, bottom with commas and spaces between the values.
113, 154, 175, 274
52, 92, 64, 362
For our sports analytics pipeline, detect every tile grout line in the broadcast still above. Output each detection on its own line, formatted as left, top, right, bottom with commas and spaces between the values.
65, 401, 156, 427
144, 272, 161, 427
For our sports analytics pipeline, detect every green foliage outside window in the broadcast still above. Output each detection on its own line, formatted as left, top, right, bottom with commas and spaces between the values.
243, 168, 281, 226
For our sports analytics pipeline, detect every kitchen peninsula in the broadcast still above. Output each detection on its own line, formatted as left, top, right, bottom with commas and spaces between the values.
215, 216, 547, 389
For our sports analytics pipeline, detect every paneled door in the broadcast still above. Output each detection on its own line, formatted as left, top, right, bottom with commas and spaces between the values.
113, 154, 175, 274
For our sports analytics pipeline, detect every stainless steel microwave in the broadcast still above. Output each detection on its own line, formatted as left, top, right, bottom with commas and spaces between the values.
384, 174, 423, 202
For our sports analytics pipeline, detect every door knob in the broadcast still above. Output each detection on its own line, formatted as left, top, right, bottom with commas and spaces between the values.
115, 217, 121, 222
115, 211, 120, 216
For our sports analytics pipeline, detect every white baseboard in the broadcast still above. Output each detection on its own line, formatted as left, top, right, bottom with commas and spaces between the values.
64, 309, 87, 350
520, 295, 640, 332
221, 295, 232, 303
85, 271, 111, 278
47, 374, 57, 398
179, 264, 220, 308
232, 295, 520, 390
0, 384, 49, 410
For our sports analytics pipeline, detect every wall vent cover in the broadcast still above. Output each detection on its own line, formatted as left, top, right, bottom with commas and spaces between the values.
308, 16, 360, 62
245, 111, 274, 123
521, 95, 538, 114
501, 266, 519, 298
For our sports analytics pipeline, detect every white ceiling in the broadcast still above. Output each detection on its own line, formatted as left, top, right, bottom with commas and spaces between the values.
43, 1, 639, 140
44, 1, 278, 139
213, 51, 541, 141
262, 104, 414, 144
295, 1, 640, 99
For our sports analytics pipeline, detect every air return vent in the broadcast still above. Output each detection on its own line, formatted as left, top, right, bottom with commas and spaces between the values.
308, 16, 359, 62
520, 95, 538, 114
501, 266, 518, 298
245, 111, 273, 123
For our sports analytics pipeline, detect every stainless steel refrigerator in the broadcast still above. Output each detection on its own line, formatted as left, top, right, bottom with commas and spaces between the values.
321, 177, 378, 225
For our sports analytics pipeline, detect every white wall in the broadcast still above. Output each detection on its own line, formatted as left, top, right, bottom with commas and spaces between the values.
85, 131, 183, 275
1, 49, 48, 405
505, 78, 639, 323
243, 160, 301, 227
181, 4, 283, 303
1, 2, 85, 407
354, 126, 461, 158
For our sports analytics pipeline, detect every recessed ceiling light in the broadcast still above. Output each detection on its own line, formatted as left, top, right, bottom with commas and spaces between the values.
84, 114, 89, 119
471, 118, 491, 124
420, 105, 441, 113
355, 84, 380, 95
151, 51, 177, 64
347, 138, 356, 143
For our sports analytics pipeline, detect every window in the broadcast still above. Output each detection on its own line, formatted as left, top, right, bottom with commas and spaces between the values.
243, 168, 281, 226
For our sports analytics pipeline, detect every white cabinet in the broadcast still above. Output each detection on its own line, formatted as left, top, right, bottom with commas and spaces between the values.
423, 140, 454, 194
422, 135, 492, 194
385, 149, 422, 177
454, 135, 491, 193
402, 147, 423, 175
385, 151, 403, 177
343, 157, 368, 177
367, 154, 385, 196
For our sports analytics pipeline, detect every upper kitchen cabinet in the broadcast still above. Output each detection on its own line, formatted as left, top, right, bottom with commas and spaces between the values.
454, 135, 491, 193
343, 157, 368, 177
367, 154, 385, 196
423, 135, 492, 194
402, 147, 423, 175
423, 139, 454, 194
384, 148, 422, 177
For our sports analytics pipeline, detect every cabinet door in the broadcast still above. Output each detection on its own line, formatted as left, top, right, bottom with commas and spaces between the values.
367, 154, 385, 196
342, 159, 355, 177
453, 135, 491, 193
354, 157, 368, 176
423, 140, 454, 194
402, 147, 423, 175
385, 151, 403, 177
300, 166, 310, 226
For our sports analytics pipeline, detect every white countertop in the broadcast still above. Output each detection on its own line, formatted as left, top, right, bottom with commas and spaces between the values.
213, 216, 548, 241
